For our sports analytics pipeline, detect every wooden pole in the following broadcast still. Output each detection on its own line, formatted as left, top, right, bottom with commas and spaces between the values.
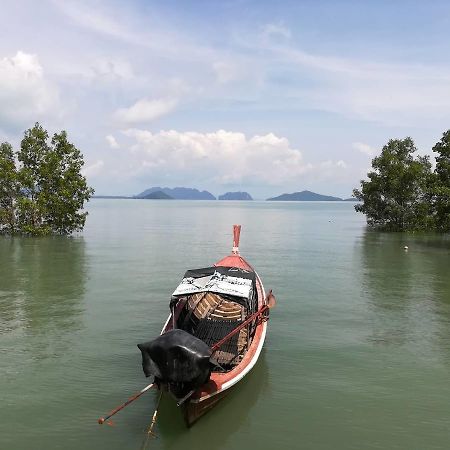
98, 383, 155, 424
140, 391, 163, 450
232, 225, 241, 254
146, 391, 163, 436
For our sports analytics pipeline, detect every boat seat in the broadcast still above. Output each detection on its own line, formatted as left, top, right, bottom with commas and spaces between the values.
187, 292, 245, 321
182, 293, 249, 369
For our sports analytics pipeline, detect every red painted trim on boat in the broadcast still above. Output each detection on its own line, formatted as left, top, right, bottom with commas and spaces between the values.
161, 252, 267, 405
214, 254, 254, 271
190, 254, 266, 401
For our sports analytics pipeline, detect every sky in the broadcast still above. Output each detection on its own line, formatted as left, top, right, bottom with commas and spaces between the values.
1, 0, 450, 199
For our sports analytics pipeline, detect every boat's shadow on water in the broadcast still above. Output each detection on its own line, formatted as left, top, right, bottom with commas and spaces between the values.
154, 351, 270, 449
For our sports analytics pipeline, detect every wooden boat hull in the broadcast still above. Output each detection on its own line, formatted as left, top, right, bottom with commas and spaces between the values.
162, 272, 267, 425
157, 226, 271, 426
181, 388, 230, 427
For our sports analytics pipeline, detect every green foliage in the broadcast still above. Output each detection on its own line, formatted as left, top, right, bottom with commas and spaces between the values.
0, 142, 19, 233
353, 137, 433, 231
429, 130, 450, 231
0, 123, 94, 236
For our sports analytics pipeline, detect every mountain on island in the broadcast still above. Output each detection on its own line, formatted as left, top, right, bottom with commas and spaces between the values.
218, 191, 253, 200
136, 187, 216, 200
141, 190, 173, 199
267, 190, 343, 201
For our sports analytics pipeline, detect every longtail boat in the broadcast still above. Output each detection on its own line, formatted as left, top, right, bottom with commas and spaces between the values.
137, 225, 275, 426
97, 225, 275, 430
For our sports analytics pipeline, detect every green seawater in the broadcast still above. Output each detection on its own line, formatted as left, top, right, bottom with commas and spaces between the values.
1, 200, 450, 450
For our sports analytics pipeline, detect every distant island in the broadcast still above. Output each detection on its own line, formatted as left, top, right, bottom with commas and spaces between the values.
136, 187, 216, 200
141, 190, 173, 199
267, 190, 343, 201
94, 187, 357, 202
218, 191, 253, 200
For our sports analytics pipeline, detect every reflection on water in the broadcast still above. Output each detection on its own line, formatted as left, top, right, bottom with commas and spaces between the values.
412, 233, 450, 251
360, 231, 415, 312
0, 236, 86, 345
360, 230, 450, 361
2, 201, 450, 450
156, 353, 270, 450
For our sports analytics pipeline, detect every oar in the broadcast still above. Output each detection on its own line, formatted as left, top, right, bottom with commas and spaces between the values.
211, 290, 276, 353
98, 382, 155, 425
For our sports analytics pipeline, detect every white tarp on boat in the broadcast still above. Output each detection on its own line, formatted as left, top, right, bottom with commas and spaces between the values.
172, 269, 253, 299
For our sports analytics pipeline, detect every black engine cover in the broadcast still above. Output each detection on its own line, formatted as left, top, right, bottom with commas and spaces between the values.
137, 329, 212, 398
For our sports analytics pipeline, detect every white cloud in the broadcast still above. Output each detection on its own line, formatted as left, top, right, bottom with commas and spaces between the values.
114, 98, 177, 125
15, 1, 450, 135
0, 51, 59, 129
261, 23, 291, 41
90, 59, 135, 80
112, 129, 354, 192
353, 142, 376, 156
316, 159, 349, 178
243, 37, 450, 126
54, 1, 137, 44
53, 0, 214, 63
105, 134, 119, 149
213, 61, 240, 84
82, 160, 104, 177
121, 129, 311, 186
5, 1, 447, 198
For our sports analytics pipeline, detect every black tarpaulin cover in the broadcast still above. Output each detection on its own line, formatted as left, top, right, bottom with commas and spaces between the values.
137, 329, 213, 398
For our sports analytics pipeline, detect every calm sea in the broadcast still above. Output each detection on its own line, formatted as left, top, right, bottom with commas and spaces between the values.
1, 200, 450, 450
